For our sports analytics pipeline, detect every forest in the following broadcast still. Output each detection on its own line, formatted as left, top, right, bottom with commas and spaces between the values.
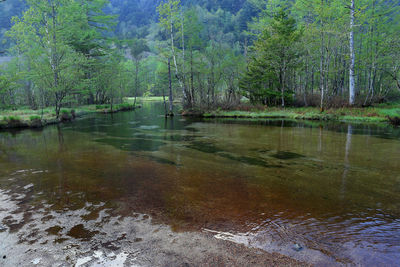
1, 2, 400, 266
0, 0, 400, 124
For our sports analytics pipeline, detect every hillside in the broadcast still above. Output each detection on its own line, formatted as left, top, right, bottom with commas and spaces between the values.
0, 0, 255, 50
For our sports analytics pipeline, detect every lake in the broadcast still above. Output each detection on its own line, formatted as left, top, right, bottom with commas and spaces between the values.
0, 101, 399, 266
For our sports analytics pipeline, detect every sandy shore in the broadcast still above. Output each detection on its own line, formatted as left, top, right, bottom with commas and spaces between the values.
0, 188, 307, 267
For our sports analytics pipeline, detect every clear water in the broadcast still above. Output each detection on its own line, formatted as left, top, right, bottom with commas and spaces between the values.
0, 102, 399, 265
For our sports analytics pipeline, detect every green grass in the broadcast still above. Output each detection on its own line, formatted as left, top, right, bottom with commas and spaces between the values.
95, 104, 110, 110
0, 102, 136, 129
3, 115, 22, 122
124, 96, 182, 104
29, 115, 41, 121
125, 96, 164, 103
199, 105, 400, 124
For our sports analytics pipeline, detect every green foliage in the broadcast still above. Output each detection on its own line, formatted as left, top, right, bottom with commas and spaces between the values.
2, 0, 400, 114
241, 9, 302, 106
157, 0, 182, 33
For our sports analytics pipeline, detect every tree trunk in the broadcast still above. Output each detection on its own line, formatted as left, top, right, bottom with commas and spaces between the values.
162, 72, 167, 116
349, 0, 356, 105
320, 0, 325, 111
51, 3, 59, 91
170, 18, 186, 107
134, 58, 139, 107
190, 49, 195, 107
168, 58, 174, 116
181, 12, 189, 107
280, 66, 286, 108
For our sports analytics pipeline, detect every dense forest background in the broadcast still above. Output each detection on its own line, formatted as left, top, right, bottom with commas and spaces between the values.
1, 0, 252, 47
1, 0, 400, 116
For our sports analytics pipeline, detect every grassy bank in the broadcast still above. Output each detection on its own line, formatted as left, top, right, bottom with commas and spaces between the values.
124, 96, 183, 104
183, 104, 400, 125
0, 103, 137, 130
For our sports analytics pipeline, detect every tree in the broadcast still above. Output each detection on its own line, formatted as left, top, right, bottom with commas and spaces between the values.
157, 0, 188, 108
68, 0, 117, 105
7, 0, 87, 117
349, 0, 356, 105
183, 8, 203, 107
241, 9, 302, 107
128, 38, 149, 106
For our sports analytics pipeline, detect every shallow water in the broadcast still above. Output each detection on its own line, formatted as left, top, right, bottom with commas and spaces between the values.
0, 102, 400, 265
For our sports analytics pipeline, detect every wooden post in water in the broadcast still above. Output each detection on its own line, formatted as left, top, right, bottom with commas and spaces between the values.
162, 75, 168, 117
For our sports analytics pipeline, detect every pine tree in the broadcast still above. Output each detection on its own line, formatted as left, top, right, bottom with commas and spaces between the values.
241, 8, 302, 107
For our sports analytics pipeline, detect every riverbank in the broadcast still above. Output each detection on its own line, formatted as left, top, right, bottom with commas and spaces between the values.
182, 104, 400, 125
124, 96, 183, 104
0, 103, 137, 130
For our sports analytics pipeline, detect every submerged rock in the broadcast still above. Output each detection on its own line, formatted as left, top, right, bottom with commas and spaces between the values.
293, 243, 303, 252
0, 224, 7, 231
272, 151, 305, 160
31, 258, 41, 265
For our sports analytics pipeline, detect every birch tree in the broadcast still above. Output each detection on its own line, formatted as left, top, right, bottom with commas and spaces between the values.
7, 0, 86, 118
349, 0, 356, 105
157, 0, 188, 107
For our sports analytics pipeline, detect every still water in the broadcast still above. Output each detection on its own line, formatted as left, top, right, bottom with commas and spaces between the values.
0, 102, 400, 265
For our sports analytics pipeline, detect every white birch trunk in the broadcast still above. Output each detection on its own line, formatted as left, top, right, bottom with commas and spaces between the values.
169, 16, 186, 104
349, 0, 356, 105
